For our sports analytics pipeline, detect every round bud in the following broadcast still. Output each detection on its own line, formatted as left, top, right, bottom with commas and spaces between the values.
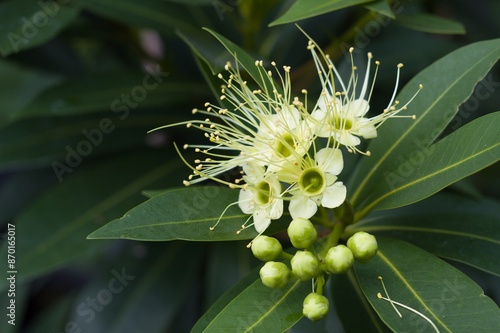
251, 236, 283, 261
347, 231, 378, 263
287, 218, 318, 249
290, 251, 319, 281
303, 292, 329, 321
259, 261, 291, 289
324, 245, 354, 274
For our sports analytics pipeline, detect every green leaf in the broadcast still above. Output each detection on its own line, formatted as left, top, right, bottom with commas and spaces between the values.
203, 28, 279, 94
331, 271, 390, 332
0, 112, 177, 171
347, 193, 500, 276
0, 151, 183, 291
0, 60, 60, 124
270, 0, 376, 26
69, 242, 204, 333
355, 238, 500, 333
87, 186, 290, 241
395, 13, 466, 35
348, 38, 500, 215
0, 0, 79, 56
364, 0, 394, 19
192, 266, 309, 332
357, 111, 500, 216
12, 71, 202, 119
73, 0, 198, 36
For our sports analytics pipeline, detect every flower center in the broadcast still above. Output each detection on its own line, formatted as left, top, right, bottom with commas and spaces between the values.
255, 181, 271, 205
298, 167, 326, 197
330, 115, 353, 131
273, 133, 295, 158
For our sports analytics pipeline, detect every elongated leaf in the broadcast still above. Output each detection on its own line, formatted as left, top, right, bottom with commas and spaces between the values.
357, 111, 500, 216
0, 112, 177, 171
192, 267, 309, 332
347, 193, 500, 276
348, 38, 500, 215
12, 72, 202, 119
355, 238, 500, 332
177, 29, 228, 74
73, 0, 198, 36
395, 13, 466, 35
0, 152, 183, 291
331, 271, 390, 332
0, 0, 79, 56
87, 187, 290, 241
0, 60, 60, 124
203, 28, 280, 94
69, 242, 203, 333
364, 0, 394, 19
270, 0, 375, 26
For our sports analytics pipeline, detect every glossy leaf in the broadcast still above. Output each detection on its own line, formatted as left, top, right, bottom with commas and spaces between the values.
203, 28, 280, 94
0, 112, 177, 171
12, 72, 203, 119
356, 237, 500, 332
73, 0, 198, 36
348, 38, 500, 215
69, 242, 204, 333
0, 60, 60, 124
270, 0, 375, 26
331, 271, 390, 332
364, 0, 394, 19
357, 111, 500, 216
0, 0, 79, 56
395, 13, 466, 35
0, 152, 183, 291
192, 267, 309, 332
87, 186, 290, 241
347, 193, 500, 276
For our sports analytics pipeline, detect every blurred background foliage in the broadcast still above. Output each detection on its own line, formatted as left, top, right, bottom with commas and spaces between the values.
0, 0, 499, 332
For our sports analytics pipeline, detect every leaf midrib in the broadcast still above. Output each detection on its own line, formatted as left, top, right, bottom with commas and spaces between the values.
356, 225, 500, 245
357, 141, 500, 216
377, 251, 453, 333
349, 47, 499, 206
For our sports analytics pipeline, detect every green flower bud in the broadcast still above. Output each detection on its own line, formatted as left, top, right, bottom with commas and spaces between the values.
260, 261, 291, 289
303, 292, 329, 321
251, 236, 283, 261
324, 245, 353, 274
287, 218, 318, 249
347, 231, 378, 263
291, 251, 319, 281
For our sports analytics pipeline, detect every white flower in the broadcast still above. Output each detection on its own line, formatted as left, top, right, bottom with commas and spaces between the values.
307, 42, 422, 154
152, 61, 313, 187
238, 164, 284, 233
280, 147, 347, 220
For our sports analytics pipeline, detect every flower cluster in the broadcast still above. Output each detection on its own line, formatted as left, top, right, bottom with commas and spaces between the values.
153, 35, 422, 322
154, 38, 421, 237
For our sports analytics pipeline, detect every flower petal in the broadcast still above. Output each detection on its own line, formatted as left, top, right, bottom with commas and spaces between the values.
316, 148, 344, 175
243, 163, 265, 184
268, 198, 284, 220
253, 210, 271, 233
321, 182, 347, 209
238, 188, 255, 214
349, 99, 369, 117
289, 195, 317, 219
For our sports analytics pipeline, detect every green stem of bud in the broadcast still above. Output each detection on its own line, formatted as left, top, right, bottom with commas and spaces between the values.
280, 252, 294, 261
318, 222, 344, 259
316, 274, 325, 295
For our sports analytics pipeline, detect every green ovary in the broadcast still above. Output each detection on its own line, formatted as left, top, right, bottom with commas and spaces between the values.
274, 133, 295, 158
331, 115, 353, 131
256, 181, 271, 205
299, 167, 326, 197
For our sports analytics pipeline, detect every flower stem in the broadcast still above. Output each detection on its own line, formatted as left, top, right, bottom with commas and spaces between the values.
280, 251, 294, 261
316, 274, 325, 295
318, 222, 344, 259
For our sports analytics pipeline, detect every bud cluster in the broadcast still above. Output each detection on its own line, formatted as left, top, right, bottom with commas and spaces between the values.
253, 221, 379, 322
